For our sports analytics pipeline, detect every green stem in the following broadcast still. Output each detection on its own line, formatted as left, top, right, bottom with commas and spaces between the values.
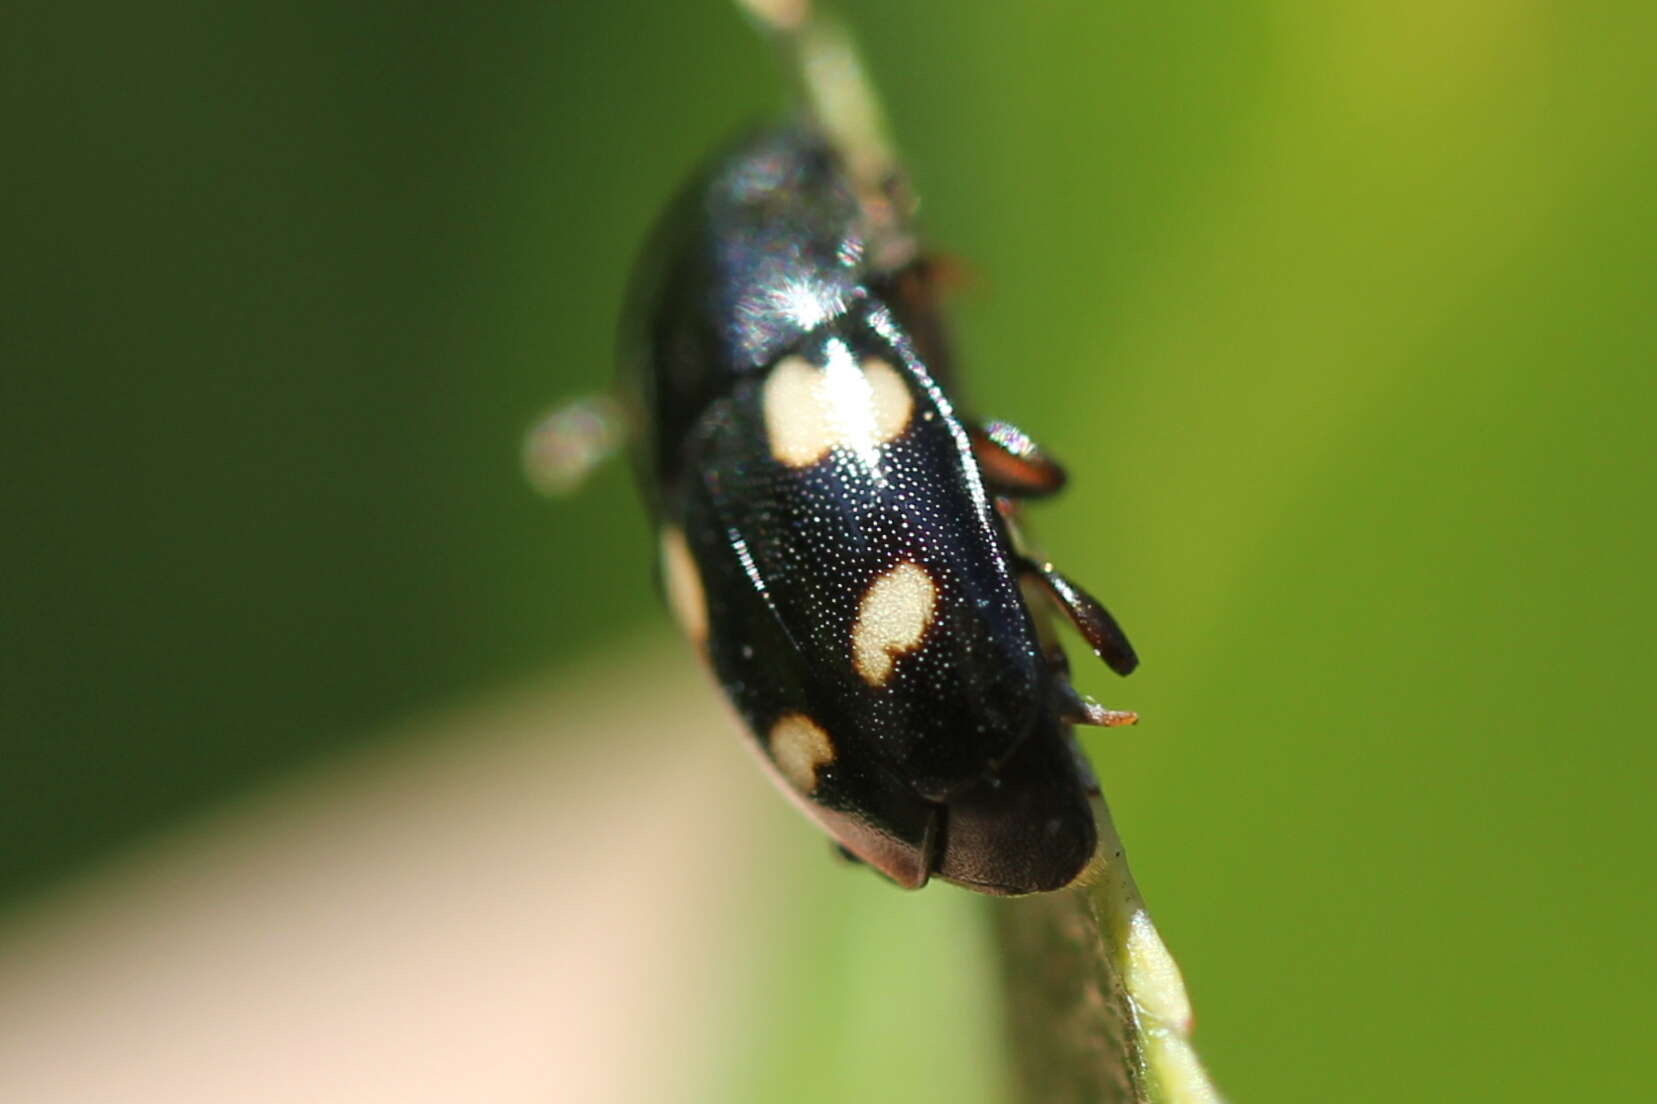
991, 797, 1225, 1104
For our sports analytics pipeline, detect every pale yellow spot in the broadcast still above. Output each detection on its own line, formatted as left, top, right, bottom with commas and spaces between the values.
861, 357, 913, 442
769, 712, 835, 793
762, 351, 914, 469
763, 356, 834, 467
851, 562, 938, 686
659, 526, 707, 644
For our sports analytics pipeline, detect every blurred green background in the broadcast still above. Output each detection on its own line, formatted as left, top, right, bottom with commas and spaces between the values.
4, 1, 1654, 1100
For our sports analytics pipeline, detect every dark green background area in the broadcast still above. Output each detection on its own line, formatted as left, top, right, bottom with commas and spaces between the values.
5, 2, 1655, 1100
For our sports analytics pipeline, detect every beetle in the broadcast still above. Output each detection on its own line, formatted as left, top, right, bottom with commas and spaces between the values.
616, 111, 1140, 895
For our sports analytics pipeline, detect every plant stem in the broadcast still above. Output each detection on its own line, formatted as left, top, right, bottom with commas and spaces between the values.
991, 796, 1225, 1104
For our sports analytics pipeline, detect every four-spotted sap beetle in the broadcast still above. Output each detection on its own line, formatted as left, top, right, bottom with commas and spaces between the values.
617, 121, 1141, 896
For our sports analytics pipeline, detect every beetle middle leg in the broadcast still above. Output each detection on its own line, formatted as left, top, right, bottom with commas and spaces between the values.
1019, 556, 1139, 677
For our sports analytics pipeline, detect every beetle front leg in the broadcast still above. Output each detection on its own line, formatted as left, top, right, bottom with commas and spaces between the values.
972, 420, 1068, 499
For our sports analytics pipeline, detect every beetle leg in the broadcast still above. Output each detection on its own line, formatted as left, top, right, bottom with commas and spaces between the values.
1020, 557, 1139, 676
522, 392, 632, 497
972, 420, 1068, 499
831, 842, 865, 867
1054, 678, 1139, 727
899, 252, 978, 298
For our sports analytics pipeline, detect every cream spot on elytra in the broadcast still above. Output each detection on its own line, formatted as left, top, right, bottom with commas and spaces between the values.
763, 355, 835, 467
851, 561, 938, 686
762, 348, 914, 469
862, 356, 913, 443
769, 712, 835, 793
659, 526, 707, 644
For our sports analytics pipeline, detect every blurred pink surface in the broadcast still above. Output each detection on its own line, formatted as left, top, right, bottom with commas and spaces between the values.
0, 642, 773, 1103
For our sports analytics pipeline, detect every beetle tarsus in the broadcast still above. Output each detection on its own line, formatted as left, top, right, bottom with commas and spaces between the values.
1069, 700, 1140, 728
1055, 678, 1139, 727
